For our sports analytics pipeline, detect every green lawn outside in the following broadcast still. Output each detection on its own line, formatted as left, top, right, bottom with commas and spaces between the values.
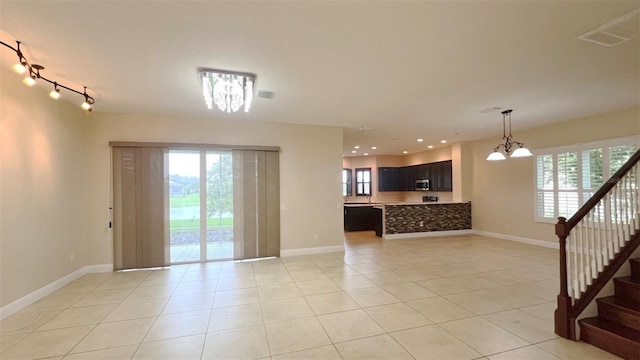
170, 217, 233, 233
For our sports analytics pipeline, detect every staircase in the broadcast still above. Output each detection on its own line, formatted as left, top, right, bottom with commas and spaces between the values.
579, 258, 640, 360
554, 148, 640, 358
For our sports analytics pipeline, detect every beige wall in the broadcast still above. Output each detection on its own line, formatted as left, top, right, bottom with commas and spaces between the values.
470, 106, 640, 243
451, 142, 473, 202
404, 146, 451, 166
85, 113, 344, 265
1, 67, 90, 307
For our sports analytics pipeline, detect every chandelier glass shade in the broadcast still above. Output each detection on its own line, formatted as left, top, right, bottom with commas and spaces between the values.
486, 109, 533, 161
200, 69, 255, 113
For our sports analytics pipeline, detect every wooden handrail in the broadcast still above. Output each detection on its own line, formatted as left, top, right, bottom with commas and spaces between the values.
559, 148, 640, 235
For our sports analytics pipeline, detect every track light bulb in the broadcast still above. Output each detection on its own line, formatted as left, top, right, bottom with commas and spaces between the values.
6, 40, 96, 111
13, 62, 27, 74
23, 76, 36, 86
50, 89, 60, 100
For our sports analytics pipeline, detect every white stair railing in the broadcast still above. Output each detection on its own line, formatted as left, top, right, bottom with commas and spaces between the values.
566, 162, 639, 300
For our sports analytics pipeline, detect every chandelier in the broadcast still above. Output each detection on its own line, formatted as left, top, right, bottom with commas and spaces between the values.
486, 109, 533, 160
200, 69, 255, 113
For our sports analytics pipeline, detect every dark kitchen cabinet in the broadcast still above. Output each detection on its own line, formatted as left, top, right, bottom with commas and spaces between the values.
372, 207, 383, 237
428, 162, 441, 191
378, 167, 401, 191
377, 160, 452, 192
441, 160, 453, 191
429, 160, 452, 191
403, 165, 418, 191
416, 163, 430, 180
344, 205, 379, 231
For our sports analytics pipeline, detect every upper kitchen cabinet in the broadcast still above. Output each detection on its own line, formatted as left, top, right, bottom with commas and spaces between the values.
416, 163, 430, 180
442, 161, 452, 191
429, 160, 452, 192
378, 167, 401, 192
403, 165, 418, 191
378, 160, 452, 192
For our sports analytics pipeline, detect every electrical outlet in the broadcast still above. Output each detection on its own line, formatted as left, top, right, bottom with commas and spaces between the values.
314, 233, 319, 240
69, 253, 75, 262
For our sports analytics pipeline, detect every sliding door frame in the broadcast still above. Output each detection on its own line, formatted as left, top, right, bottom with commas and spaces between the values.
111, 141, 280, 267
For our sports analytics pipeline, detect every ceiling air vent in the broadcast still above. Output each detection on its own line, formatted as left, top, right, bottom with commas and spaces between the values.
258, 90, 275, 99
480, 106, 502, 114
578, 9, 639, 47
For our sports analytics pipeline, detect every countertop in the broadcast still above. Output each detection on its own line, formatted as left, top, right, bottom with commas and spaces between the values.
383, 201, 470, 206
343, 203, 383, 207
344, 201, 470, 207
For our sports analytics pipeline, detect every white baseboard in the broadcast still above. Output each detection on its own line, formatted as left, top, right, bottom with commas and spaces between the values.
281, 245, 345, 257
84, 264, 114, 273
0, 264, 114, 320
472, 230, 559, 249
383, 229, 473, 240
381, 229, 558, 250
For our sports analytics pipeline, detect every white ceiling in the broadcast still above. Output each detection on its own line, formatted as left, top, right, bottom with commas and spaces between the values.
1, 1, 638, 156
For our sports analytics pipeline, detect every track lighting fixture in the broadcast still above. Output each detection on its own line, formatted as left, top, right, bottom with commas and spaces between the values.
23, 75, 36, 87
1, 40, 95, 111
49, 83, 61, 99
81, 87, 93, 112
13, 62, 27, 74
12, 41, 27, 74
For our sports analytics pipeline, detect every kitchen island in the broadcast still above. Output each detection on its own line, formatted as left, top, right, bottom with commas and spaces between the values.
345, 201, 471, 239
383, 202, 471, 239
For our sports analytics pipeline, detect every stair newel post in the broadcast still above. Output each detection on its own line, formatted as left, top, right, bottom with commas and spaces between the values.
555, 216, 574, 339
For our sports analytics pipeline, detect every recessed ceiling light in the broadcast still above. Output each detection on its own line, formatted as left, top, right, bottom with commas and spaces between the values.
354, 146, 360, 149
371, 146, 377, 150
440, 140, 447, 144
417, 138, 423, 142
352, 150, 357, 154
364, 153, 369, 156
428, 145, 433, 149
402, 151, 408, 154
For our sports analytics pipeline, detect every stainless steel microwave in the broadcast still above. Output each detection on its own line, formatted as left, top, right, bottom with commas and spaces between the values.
415, 179, 429, 191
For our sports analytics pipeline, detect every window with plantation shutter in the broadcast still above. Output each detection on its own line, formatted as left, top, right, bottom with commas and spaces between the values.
536, 155, 554, 218
610, 145, 636, 173
342, 169, 352, 196
534, 136, 638, 223
557, 151, 579, 218
355, 168, 371, 196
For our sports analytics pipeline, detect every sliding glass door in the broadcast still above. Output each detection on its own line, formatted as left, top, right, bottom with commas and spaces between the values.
206, 152, 233, 260
112, 142, 279, 269
168, 150, 233, 263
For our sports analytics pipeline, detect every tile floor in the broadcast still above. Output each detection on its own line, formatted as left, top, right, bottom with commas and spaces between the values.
0, 232, 622, 359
